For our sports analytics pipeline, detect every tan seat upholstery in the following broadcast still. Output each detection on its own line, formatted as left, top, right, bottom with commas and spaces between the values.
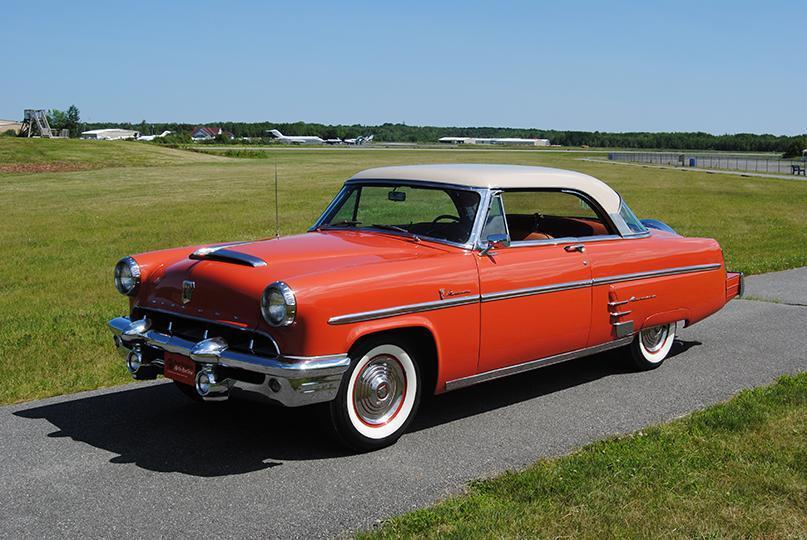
506, 214, 551, 241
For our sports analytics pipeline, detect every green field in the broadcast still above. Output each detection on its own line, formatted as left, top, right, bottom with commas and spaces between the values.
1, 139, 806, 404
360, 373, 807, 539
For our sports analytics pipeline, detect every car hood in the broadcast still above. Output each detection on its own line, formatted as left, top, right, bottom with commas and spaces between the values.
138, 231, 453, 328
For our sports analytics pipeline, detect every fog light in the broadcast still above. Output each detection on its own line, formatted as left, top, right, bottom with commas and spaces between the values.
195, 366, 228, 397
268, 378, 281, 393
196, 370, 212, 396
125, 348, 143, 374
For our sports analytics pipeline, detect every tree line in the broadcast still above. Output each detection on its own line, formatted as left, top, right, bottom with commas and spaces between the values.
65, 116, 807, 154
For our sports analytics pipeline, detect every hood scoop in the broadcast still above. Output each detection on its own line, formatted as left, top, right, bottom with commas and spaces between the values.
189, 244, 267, 267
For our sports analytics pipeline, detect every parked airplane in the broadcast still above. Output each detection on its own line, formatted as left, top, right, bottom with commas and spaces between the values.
267, 129, 324, 144
344, 134, 374, 145
138, 130, 172, 142
324, 138, 343, 145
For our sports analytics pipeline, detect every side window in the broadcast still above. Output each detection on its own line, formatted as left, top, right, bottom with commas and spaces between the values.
501, 190, 612, 242
481, 194, 507, 239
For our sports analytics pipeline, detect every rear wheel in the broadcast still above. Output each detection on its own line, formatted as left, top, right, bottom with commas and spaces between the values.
630, 323, 676, 370
328, 336, 422, 451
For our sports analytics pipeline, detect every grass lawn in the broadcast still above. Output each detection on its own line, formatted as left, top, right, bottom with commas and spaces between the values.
360, 373, 807, 539
0, 137, 225, 171
1, 139, 806, 403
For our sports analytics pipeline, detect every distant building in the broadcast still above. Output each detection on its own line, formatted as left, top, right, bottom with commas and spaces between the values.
191, 126, 234, 141
438, 136, 550, 146
0, 119, 23, 135
81, 128, 140, 140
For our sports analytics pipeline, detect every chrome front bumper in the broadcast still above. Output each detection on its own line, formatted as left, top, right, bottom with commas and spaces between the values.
108, 316, 350, 406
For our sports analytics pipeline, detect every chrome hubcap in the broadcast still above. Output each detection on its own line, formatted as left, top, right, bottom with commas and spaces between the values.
641, 325, 669, 353
353, 354, 406, 426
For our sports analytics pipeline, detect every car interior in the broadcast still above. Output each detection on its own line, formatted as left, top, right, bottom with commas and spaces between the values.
505, 213, 610, 241
482, 189, 614, 242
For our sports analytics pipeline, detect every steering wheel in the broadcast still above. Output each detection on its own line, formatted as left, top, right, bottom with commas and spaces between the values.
431, 214, 460, 224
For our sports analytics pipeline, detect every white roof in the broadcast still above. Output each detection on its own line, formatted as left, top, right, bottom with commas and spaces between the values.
350, 164, 622, 213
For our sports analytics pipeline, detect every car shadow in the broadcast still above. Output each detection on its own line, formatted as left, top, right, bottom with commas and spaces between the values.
13, 339, 700, 477
411, 338, 701, 431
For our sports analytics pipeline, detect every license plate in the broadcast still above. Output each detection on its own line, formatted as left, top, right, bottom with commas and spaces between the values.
163, 353, 196, 386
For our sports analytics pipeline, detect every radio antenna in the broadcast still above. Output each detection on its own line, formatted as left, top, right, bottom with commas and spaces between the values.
274, 162, 280, 239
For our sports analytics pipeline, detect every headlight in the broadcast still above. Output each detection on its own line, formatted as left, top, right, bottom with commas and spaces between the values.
261, 281, 296, 327
114, 257, 141, 296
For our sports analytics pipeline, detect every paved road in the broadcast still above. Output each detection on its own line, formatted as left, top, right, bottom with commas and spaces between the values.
745, 267, 807, 306
2, 272, 805, 539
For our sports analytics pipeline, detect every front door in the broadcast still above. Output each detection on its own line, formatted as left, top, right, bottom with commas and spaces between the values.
477, 242, 592, 372
476, 190, 600, 373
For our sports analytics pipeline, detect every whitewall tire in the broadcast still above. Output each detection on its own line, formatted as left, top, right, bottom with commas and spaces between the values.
329, 337, 421, 451
630, 323, 677, 370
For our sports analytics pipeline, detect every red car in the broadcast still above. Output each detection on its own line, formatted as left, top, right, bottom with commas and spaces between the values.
108, 164, 743, 450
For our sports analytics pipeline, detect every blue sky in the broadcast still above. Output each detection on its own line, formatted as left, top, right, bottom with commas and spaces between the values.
1, 1, 804, 134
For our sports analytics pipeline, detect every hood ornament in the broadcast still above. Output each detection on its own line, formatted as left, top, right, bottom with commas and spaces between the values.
182, 280, 196, 304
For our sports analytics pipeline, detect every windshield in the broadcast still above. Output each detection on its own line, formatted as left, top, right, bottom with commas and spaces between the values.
321, 183, 481, 244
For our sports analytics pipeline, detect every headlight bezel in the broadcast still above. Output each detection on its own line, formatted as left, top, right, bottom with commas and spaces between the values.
261, 281, 297, 327
114, 256, 141, 296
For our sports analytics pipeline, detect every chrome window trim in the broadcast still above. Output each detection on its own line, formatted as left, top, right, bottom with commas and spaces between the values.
445, 336, 634, 392
476, 188, 648, 250
326, 263, 723, 325
498, 233, 650, 249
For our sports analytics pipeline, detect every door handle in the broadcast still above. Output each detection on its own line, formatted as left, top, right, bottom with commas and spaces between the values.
564, 244, 585, 253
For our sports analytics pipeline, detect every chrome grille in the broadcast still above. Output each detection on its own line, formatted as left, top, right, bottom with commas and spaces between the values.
131, 307, 279, 357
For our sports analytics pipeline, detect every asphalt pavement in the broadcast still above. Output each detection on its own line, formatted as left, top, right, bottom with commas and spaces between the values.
1, 270, 805, 539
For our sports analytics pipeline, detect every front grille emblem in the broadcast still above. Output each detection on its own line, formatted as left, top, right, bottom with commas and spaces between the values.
182, 280, 196, 304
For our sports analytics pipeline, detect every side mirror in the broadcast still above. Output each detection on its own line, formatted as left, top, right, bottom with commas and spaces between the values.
479, 233, 510, 256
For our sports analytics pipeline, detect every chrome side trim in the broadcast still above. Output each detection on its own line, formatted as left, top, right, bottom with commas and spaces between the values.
328, 295, 479, 325
592, 263, 722, 286
480, 278, 591, 302
445, 336, 634, 392
327, 264, 722, 325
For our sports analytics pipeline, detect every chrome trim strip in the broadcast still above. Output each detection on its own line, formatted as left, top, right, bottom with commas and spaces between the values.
327, 264, 721, 325
328, 295, 479, 325
445, 336, 634, 392
480, 278, 591, 302
189, 248, 267, 267
592, 263, 721, 286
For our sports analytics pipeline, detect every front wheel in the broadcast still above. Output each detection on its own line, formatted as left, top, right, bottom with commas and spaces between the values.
630, 322, 677, 370
328, 337, 422, 451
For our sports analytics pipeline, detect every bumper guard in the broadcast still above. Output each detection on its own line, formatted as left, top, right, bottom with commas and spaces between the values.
109, 316, 350, 406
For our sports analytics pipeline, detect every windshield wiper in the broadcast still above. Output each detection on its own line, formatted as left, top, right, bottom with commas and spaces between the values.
370, 224, 421, 242
321, 219, 362, 229
371, 224, 409, 233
